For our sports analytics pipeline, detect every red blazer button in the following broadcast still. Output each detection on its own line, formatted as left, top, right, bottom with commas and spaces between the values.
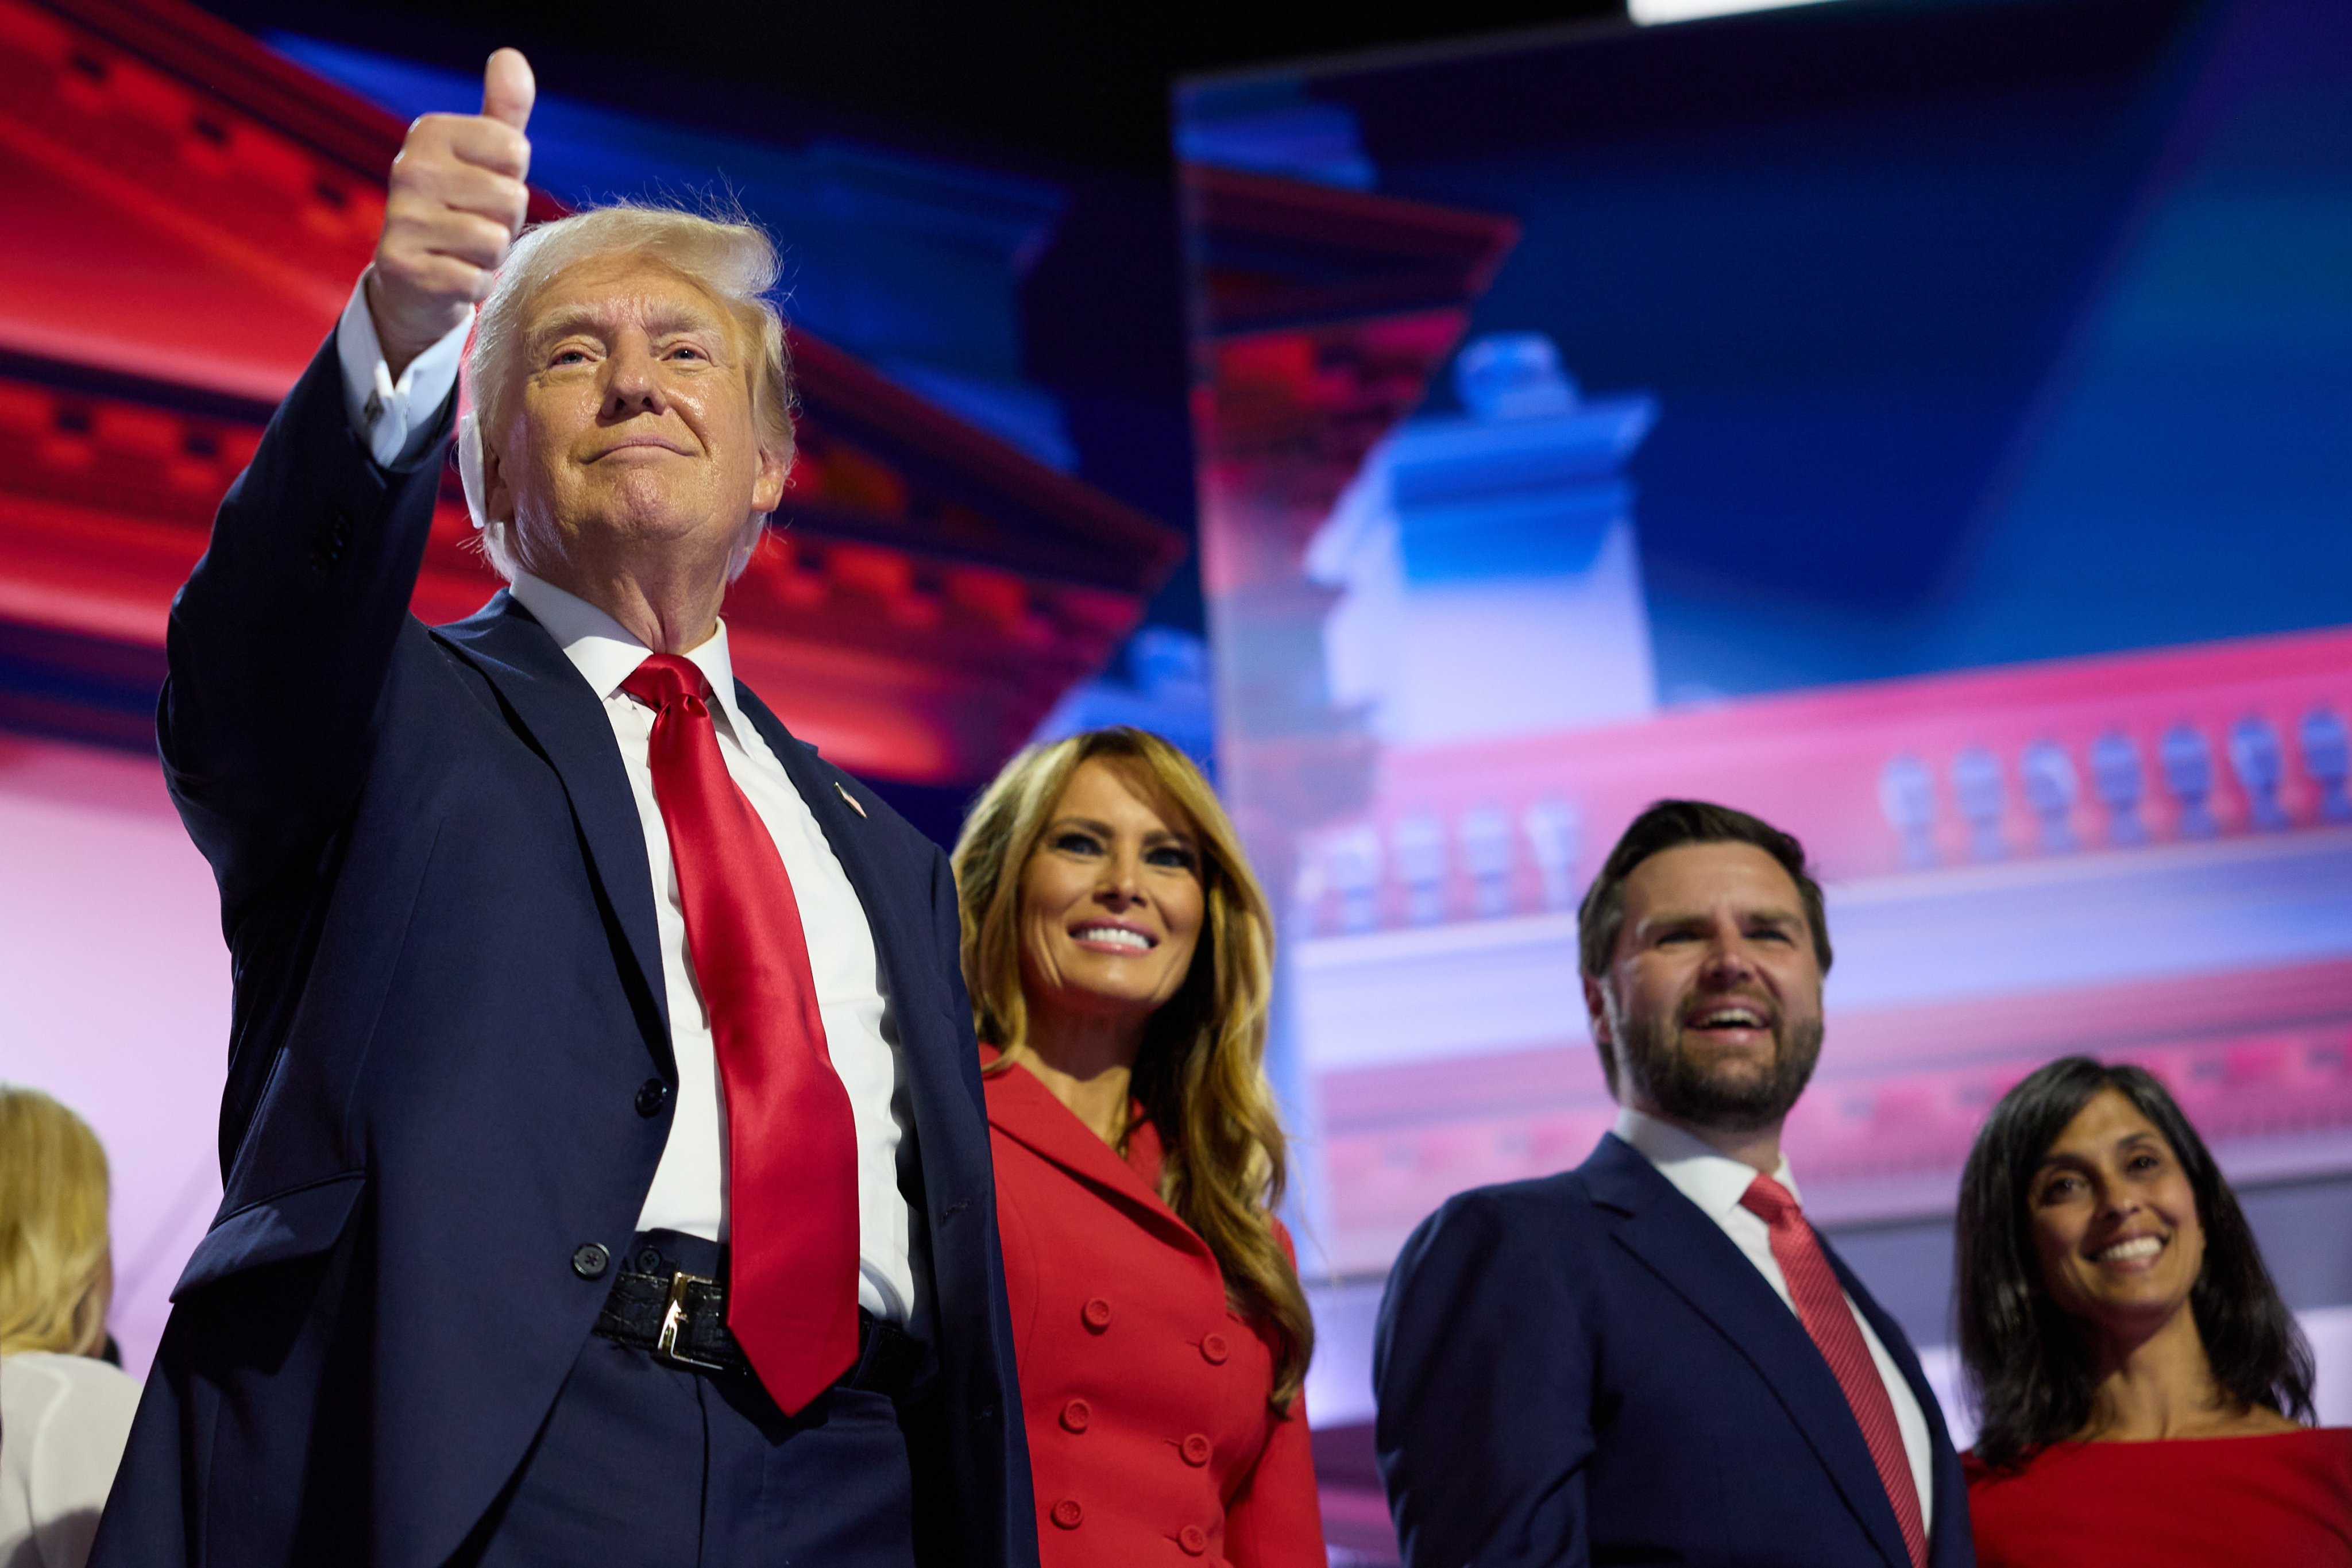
1180, 1432, 1212, 1466
1060, 1399, 1092, 1434
1051, 1499, 1083, 1530
1082, 1297, 1113, 1331
1200, 1332, 1229, 1364
1178, 1523, 1208, 1555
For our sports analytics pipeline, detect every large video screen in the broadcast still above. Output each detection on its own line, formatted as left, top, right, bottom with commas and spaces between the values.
1174, 0, 2352, 1281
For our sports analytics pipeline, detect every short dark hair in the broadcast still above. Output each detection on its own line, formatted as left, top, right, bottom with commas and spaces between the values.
1955, 1056, 2315, 1471
1576, 800, 1832, 979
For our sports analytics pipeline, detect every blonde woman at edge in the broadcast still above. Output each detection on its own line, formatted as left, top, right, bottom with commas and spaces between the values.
0, 1088, 140, 1568
952, 727, 1326, 1566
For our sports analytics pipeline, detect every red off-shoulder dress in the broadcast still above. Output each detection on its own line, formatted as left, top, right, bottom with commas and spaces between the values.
1964, 1427, 2352, 1567
982, 1049, 1326, 1568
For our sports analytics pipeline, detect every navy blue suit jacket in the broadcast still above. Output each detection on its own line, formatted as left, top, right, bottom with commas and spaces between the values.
1374, 1133, 1972, 1568
90, 338, 1037, 1568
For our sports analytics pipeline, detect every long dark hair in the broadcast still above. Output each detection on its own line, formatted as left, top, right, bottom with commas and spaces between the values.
1955, 1056, 2314, 1470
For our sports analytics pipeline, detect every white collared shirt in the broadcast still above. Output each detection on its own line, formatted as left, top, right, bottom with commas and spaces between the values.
1613, 1107, 1934, 1530
335, 274, 466, 468
333, 283, 913, 1323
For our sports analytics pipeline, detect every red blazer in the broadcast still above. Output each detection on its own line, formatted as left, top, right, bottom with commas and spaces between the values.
982, 1050, 1326, 1567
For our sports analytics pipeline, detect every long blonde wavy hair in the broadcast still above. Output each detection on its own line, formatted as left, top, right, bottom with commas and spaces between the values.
0, 1086, 112, 1355
953, 727, 1313, 1408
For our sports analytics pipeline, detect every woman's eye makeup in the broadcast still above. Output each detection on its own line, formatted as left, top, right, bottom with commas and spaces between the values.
2036, 1171, 2084, 1203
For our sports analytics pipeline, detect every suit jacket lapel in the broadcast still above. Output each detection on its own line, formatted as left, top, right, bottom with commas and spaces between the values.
729, 683, 934, 1022
432, 593, 671, 1064
729, 683, 1011, 1351
983, 1057, 1208, 1259
1584, 1136, 1914, 1568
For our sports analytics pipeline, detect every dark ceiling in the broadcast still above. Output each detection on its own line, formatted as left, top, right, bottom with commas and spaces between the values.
192, 0, 1626, 177
183, 0, 1628, 658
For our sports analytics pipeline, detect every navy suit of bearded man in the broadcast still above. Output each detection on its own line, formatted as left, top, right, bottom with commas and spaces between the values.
90, 49, 1035, 1568
1375, 801, 1973, 1568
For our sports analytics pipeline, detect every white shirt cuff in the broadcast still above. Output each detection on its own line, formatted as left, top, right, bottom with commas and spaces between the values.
335, 272, 468, 468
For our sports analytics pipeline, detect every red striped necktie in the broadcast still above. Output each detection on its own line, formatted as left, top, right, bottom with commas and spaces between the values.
1740, 1173, 1928, 1568
621, 652, 859, 1416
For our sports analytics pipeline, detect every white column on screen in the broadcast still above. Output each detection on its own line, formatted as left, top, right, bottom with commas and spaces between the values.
1879, 752, 1940, 869
1459, 804, 1516, 918
2303, 708, 2352, 824
2161, 723, 2220, 839
2090, 731, 2153, 847
1950, 746, 2010, 863
1394, 813, 1449, 926
1524, 797, 1582, 913
2018, 739, 2081, 855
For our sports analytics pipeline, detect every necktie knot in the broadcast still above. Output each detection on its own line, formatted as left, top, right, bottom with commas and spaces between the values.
621, 652, 713, 714
1740, 1171, 1801, 1230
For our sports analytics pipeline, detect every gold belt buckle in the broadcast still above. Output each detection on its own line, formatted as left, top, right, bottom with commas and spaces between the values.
653, 1270, 728, 1372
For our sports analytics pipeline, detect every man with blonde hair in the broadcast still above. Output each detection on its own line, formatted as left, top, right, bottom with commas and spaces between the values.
91, 49, 1033, 1568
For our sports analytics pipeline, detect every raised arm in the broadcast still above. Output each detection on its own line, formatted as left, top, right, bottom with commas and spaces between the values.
160, 52, 536, 918
1374, 1190, 1596, 1568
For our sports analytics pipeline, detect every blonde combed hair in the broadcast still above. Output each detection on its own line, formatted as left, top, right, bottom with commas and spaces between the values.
0, 1087, 111, 1356
460, 199, 797, 581
952, 727, 1314, 1408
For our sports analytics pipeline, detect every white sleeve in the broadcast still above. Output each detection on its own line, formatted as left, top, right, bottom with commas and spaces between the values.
335, 272, 469, 469
13, 1357, 142, 1568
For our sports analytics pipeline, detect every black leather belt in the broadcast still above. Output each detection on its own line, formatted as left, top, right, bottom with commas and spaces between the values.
592, 1237, 926, 1401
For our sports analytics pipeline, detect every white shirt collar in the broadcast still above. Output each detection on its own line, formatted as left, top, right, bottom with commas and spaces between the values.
506, 571, 749, 740
1612, 1105, 1802, 1225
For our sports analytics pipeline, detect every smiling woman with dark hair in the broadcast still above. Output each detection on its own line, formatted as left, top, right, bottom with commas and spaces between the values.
1955, 1056, 2352, 1566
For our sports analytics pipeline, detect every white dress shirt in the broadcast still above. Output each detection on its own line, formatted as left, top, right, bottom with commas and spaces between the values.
1613, 1107, 1934, 1530
335, 275, 468, 469
0, 1351, 142, 1568
333, 281, 915, 1322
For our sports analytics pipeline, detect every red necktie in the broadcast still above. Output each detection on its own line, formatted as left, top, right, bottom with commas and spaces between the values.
1741, 1174, 1928, 1568
621, 653, 859, 1415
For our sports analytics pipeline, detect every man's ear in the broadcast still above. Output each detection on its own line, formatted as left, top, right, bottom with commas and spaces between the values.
1584, 973, 1620, 1100
752, 442, 790, 516
481, 425, 514, 526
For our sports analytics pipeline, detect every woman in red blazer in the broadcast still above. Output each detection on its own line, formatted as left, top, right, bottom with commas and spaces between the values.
953, 726, 1324, 1567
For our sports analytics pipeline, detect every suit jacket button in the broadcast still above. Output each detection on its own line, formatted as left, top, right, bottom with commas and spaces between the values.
1051, 1499, 1083, 1530
635, 1078, 670, 1118
571, 1243, 611, 1280
1200, 1332, 1229, 1364
1060, 1399, 1091, 1434
1178, 1523, 1207, 1555
1180, 1432, 1211, 1466
1082, 1297, 1112, 1332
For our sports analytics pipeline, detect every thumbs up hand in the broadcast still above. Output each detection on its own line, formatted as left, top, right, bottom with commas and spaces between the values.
366, 48, 536, 377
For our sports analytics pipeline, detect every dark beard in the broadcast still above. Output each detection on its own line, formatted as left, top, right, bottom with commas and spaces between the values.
1616, 1010, 1825, 1133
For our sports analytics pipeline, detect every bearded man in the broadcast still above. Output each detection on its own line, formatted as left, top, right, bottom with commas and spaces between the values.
90, 48, 1032, 1568
1372, 801, 1973, 1568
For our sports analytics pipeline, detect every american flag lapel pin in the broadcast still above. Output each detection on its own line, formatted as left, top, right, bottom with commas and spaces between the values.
835, 780, 868, 818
